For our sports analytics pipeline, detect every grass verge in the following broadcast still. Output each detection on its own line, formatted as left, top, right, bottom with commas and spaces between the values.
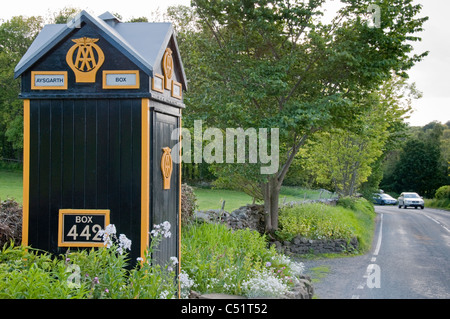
0, 169, 22, 203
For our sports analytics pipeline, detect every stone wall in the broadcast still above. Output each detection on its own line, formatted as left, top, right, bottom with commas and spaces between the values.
270, 236, 359, 255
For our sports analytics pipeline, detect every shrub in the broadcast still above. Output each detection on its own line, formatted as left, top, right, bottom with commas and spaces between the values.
0, 198, 22, 247
277, 198, 376, 252
435, 185, 450, 200
277, 203, 355, 241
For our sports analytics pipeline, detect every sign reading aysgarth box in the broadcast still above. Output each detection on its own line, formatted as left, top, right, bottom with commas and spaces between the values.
103, 70, 140, 89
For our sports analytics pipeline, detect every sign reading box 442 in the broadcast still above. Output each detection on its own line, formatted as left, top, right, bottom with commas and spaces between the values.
58, 209, 110, 247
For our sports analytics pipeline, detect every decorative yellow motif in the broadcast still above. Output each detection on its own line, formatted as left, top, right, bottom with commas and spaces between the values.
66, 37, 105, 83
161, 147, 173, 190
162, 48, 173, 90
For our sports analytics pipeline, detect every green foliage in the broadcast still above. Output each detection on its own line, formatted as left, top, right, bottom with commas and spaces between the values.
381, 121, 450, 198
277, 203, 356, 242
427, 185, 450, 210
0, 244, 89, 298
277, 198, 375, 252
0, 16, 43, 159
303, 76, 418, 196
170, 1, 428, 231
424, 198, 450, 211
0, 223, 178, 299
435, 185, 450, 200
181, 223, 302, 296
384, 138, 446, 197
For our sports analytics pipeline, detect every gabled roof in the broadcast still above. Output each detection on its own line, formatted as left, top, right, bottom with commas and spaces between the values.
14, 10, 187, 90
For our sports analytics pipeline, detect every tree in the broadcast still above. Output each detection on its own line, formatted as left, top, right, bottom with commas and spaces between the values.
389, 139, 443, 197
304, 95, 387, 196
176, 0, 427, 232
303, 75, 418, 197
382, 121, 450, 197
0, 16, 43, 159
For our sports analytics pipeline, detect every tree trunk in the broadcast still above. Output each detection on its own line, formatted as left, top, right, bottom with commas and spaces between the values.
261, 132, 312, 233
262, 175, 280, 233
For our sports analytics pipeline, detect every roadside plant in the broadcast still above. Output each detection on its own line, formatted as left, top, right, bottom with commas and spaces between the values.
181, 222, 305, 297
0, 221, 180, 299
126, 221, 178, 299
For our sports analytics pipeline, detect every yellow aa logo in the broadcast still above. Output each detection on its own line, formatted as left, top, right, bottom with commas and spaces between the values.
162, 48, 173, 90
66, 37, 105, 83
161, 147, 173, 190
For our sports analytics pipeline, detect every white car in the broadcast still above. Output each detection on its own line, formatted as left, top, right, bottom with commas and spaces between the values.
398, 192, 424, 209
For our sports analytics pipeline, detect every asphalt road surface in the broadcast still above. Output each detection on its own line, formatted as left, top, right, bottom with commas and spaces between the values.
300, 205, 450, 299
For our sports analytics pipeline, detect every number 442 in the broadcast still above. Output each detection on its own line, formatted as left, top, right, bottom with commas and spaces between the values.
66, 224, 102, 241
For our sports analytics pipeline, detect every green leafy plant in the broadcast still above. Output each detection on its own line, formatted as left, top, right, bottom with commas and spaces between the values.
0, 222, 179, 299
277, 198, 376, 252
181, 222, 305, 297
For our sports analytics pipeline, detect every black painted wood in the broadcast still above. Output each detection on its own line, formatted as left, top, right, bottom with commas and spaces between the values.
28, 99, 142, 262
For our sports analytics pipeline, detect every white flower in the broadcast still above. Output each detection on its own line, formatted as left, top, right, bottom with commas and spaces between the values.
178, 271, 194, 289
242, 268, 289, 298
119, 234, 132, 250
170, 256, 178, 265
105, 224, 117, 236
150, 221, 172, 238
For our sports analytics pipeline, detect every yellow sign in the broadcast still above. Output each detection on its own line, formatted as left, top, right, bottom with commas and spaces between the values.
161, 147, 173, 190
66, 37, 105, 83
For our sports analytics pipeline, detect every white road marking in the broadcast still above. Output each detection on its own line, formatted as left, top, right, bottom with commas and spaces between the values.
424, 214, 450, 233
373, 213, 383, 256
355, 213, 384, 295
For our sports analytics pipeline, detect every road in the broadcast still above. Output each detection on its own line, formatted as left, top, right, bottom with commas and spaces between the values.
300, 205, 450, 299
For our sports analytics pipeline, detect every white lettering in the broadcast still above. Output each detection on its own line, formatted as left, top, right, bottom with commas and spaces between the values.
75, 216, 93, 223
170, 120, 279, 174
181, 303, 215, 316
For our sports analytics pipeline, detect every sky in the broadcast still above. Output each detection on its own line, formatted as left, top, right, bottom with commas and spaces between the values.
1, 0, 448, 127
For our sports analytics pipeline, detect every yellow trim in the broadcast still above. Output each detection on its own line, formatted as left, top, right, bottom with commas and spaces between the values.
152, 73, 164, 93
31, 71, 67, 90
171, 81, 182, 100
141, 98, 150, 261
22, 100, 30, 247
58, 209, 110, 247
178, 112, 182, 298
102, 70, 140, 89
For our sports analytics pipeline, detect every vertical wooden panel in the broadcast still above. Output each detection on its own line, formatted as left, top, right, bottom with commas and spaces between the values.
49, 100, 63, 247
85, 99, 98, 208
96, 100, 109, 208
119, 99, 132, 236
38, 100, 51, 249
152, 111, 179, 266
62, 100, 74, 209
73, 100, 86, 207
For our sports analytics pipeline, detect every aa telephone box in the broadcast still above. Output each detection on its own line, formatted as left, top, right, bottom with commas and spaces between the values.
14, 11, 186, 266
